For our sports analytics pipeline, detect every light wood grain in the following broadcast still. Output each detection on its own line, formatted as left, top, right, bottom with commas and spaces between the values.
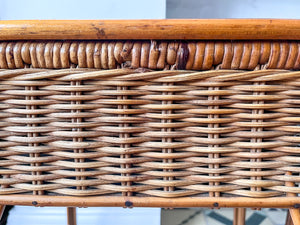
289, 209, 300, 225
1, 19, 300, 40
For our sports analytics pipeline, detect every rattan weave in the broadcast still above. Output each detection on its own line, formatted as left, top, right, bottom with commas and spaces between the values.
0, 67, 299, 199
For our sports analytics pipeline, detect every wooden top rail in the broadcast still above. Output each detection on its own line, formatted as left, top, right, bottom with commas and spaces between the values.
1, 19, 300, 40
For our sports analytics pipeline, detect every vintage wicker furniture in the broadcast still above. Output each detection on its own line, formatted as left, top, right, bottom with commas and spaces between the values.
0, 19, 300, 225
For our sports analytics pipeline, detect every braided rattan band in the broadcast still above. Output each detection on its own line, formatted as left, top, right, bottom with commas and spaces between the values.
1, 41, 299, 70
0, 68, 299, 199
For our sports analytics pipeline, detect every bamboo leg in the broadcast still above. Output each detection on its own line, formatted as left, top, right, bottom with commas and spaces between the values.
233, 208, 238, 225
237, 208, 246, 225
286, 210, 293, 225
290, 209, 300, 225
67, 207, 77, 225
0, 205, 6, 221
285, 172, 300, 225
233, 208, 246, 225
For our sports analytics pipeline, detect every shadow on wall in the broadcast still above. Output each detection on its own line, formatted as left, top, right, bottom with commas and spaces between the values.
167, 0, 300, 19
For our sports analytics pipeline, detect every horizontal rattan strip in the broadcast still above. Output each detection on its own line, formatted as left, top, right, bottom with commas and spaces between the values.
1, 40, 300, 70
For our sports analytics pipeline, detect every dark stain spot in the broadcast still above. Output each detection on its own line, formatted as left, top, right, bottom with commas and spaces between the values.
294, 203, 300, 208
99, 28, 105, 36
254, 24, 264, 29
177, 42, 189, 70
32, 201, 38, 206
125, 201, 133, 207
8, 48, 13, 57
213, 202, 219, 207
159, 25, 173, 30
91, 24, 106, 39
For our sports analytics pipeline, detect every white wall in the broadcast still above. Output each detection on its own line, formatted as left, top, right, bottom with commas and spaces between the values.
167, 0, 300, 18
8, 207, 161, 225
0, 0, 166, 19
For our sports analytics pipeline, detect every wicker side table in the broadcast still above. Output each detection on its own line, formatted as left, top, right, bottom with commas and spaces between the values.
0, 19, 299, 225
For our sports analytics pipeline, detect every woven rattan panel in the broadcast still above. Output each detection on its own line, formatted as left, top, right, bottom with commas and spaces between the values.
0, 68, 299, 198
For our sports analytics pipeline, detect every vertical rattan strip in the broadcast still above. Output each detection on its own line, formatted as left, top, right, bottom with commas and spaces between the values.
26, 85, 43, 195
208, 85, 220, 197
117, 85, 132, 196
162, 82, 174, 193
71, 80, 86, 191
250, 81, 264, 197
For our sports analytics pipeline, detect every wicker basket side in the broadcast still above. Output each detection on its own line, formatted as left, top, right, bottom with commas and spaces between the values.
0, 68, 299, 200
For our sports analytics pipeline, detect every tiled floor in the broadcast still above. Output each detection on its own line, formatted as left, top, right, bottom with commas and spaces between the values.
161, 208, 288, 225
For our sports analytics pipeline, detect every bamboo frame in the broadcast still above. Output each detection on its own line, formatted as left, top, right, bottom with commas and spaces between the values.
285, 211, 293, 225
233, 208, 246, 225
286, 172, 300, 225
1, 19, 300, 225
1, 19, 300, 40
67, 207, 77, 225
0, 205, 6, 221
0, 196, 299, 208
289, 209, 300, 225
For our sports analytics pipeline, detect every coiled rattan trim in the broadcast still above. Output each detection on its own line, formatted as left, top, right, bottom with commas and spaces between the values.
1, 41, 300, 70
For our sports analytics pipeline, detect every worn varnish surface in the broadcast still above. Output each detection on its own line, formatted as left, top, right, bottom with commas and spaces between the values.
0, 195, 299, 208
1, 19, 300, 40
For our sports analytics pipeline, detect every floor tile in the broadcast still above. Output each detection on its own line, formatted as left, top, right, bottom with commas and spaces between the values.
162, 208, 282, 225
263, 209, 287, 225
